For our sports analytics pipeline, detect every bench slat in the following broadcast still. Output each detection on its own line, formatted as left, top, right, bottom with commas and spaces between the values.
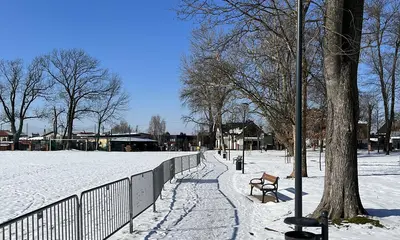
262, 173, 278, 183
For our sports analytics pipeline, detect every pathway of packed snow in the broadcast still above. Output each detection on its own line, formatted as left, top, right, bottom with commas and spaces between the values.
143, 152, 238, 239
114, 151, 277, 240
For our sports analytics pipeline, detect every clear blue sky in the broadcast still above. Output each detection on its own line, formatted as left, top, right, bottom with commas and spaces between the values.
0, 0, 196, 135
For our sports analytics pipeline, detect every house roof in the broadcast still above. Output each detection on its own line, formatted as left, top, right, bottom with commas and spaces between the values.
0, 130, 13, 137
377, 121, 400, 135
110, 137, 157, 143
221, 121, 263, 136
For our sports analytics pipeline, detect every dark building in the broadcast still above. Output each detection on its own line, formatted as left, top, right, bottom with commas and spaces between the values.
167, 133, 197, 151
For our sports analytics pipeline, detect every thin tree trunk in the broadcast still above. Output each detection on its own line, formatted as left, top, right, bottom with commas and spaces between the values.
385, 42, 399, 154
313, 0, 366, 219
367, 104, 372, 153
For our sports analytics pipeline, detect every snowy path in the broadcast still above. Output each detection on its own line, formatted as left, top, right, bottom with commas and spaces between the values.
114, 151, 280, 240
140, 152, 239, 240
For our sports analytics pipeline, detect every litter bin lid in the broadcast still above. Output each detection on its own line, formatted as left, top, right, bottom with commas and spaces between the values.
284, 217, 320, 227
284, 231, 316, 240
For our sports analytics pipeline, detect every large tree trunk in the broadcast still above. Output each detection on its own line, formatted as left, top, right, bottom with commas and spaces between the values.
313, 0, 366, 219
66, 106, 74, 150
11, 124, 20, 150
96, 119, 102, 150
209, 123, 216, 149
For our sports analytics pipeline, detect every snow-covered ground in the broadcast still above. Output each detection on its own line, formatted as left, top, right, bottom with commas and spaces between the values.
0, 151, 194, 223
2, 150, 400, 239
112, 150, 400, 240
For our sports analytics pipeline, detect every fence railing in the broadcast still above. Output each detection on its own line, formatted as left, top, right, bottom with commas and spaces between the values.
0, 153, 202, 240
0, 196, 79, 240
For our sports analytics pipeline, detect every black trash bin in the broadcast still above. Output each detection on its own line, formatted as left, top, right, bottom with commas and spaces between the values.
223, 152, 226, 159
284, 231, 316, 240
236, 159, 242, 170
218, 150, 221, 155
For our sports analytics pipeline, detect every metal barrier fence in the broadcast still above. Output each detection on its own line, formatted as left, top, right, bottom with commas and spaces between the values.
80, 178, 130, 240
0, 153, 201, 240
0, 196, 79, 240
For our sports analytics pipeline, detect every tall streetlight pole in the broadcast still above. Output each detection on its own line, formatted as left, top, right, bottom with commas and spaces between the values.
295, 0, 303, 232
228, 131, 231, 161
242, 102, 249, 174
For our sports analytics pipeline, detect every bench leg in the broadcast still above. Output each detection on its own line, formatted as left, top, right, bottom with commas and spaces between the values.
250, 185, 254, 195
274, 191, 279, 203
262, 192, 265, 203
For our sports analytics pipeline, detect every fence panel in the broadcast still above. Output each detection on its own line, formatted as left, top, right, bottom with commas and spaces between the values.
182, 155, 190, 171
174, 157, 182, 174
131, 171, 154, 219
80, 178, 130, 240
0, 196, 79, 240
189, 154, 198, 169
162, 159, 173, 184
153, 164, 164, 201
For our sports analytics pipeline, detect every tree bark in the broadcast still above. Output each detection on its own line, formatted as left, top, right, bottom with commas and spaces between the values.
11, 124, 20, 150
313, 0, 366, 219
66, 103, 74, 149
367, 104, 372, 153
96, 119, 102, 150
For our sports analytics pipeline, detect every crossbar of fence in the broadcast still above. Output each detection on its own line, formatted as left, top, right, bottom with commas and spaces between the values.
0, 153, 201, 240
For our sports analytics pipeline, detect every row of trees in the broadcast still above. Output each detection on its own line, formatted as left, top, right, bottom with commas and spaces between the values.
178, 0, 399, 219
0, 49, 129, 149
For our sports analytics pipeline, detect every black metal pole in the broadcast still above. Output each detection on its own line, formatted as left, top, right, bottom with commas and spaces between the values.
295, 0, 303, 232
242, 111, 245, 174
229, 134, 231, 161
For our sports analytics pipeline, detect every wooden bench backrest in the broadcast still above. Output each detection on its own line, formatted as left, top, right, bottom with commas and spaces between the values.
262, 173, 278, 184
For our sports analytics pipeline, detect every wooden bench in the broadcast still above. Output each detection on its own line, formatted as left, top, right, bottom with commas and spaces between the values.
249, 173, 279, 203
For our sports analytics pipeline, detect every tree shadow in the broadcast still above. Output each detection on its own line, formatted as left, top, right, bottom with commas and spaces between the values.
358, 173, 400, 177
358, 151, 400, 158
178, 178, 218, 183
366, 209, 400, 217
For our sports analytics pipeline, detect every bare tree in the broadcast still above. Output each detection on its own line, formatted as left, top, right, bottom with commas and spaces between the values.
359, 91, 379, 153
313, 0, 366, 219
180, 27, 236, 149
41, 49, 108, 148
362, 0, 400, 154
178, 0, 325, 177
0, 58, 50, 149
111, 120, 132, 134
148, 115, 166, 145
90, 74, 129, 149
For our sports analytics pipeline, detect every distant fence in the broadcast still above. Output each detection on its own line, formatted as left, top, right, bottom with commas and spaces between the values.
0, 153, 202, 240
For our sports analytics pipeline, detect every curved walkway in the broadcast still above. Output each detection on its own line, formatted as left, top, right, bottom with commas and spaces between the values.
145, 152, 239, 240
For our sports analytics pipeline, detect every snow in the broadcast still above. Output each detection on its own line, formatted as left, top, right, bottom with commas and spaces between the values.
0, 151, 194, 223
1, 150, 400, 239
112, 150, 400, 240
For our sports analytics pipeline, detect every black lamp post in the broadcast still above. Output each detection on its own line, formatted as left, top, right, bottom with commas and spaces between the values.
294, 0, 303, 231
242, 102, 249, 174
228, 131, 231, 161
